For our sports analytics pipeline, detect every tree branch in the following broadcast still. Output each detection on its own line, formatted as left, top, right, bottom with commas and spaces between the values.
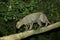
0, 22, 60, 40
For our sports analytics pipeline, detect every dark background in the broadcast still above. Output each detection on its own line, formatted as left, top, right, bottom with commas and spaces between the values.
0, 0, 60, 40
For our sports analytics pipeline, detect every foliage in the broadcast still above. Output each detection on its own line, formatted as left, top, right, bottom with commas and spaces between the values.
0, 0, 60, 40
